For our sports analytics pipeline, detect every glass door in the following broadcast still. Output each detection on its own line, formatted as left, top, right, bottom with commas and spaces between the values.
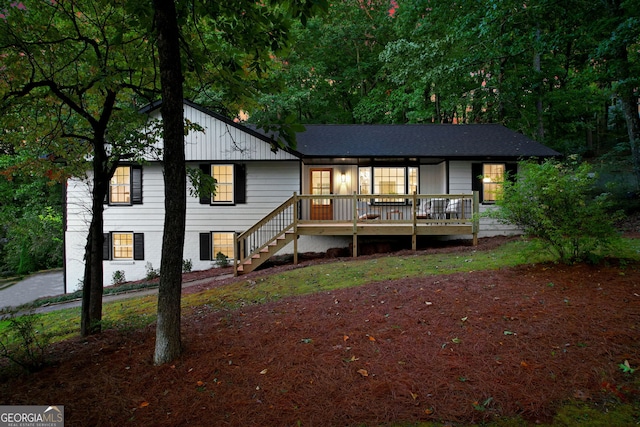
310, 169, 333, 220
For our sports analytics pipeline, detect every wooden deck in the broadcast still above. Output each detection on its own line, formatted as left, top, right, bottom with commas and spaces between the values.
235, 193, 479, 275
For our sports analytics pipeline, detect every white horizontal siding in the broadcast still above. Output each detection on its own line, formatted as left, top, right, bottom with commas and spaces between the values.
65, 160, 300, 291
447, 161, 472, 194
448, 160, 521, 237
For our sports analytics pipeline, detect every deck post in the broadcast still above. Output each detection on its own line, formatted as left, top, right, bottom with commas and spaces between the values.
293, 192, 299, 264
233, 231, 238, 276
411, 192, 417, 251
472, 191, 479, 246
352, 192, 358, 258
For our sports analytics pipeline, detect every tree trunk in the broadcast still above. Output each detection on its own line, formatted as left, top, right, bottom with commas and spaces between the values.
153, 0, 186, 365
80, 155, 109, 336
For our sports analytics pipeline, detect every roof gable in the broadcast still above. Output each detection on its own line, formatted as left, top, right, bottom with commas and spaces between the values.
141, 100, 300, 162
142, 101, 559, 161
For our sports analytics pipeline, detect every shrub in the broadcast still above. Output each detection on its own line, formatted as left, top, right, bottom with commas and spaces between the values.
145, 262, 160, 280
112, 270, 126, 285
215, 251, 229, 268
182, 259, 192, 273
487, 157, 623, 264
0, 313, 51, 373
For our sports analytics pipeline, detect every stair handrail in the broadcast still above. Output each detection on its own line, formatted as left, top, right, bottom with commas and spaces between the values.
234, 193, 298, 275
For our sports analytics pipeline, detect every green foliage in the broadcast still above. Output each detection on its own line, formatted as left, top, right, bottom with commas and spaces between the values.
0, 154, 64, 276
619, 360, 637, 375
215, 252, 230, 268
186, 166, 217, 199
0, 313, 51, 373
145, 262, 160, 280
488, 158, 623, 264
182, 259, 193, 273
112, 270, 126, 286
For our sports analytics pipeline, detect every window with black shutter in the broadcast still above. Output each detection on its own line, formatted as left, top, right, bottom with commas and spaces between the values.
108, 165, 143, 205
103, 232, 144, 260
198, 163, 246, 205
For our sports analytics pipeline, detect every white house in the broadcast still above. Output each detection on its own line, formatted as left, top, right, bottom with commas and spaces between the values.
63, 100, 559, 292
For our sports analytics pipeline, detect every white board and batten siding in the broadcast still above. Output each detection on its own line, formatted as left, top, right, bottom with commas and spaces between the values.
147, 104, 298, 162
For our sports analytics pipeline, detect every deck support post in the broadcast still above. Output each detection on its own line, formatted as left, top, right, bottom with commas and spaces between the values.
411, 192, 417, 251
233, 232, 238, 276
352, 192, 358, 257
293, 192, 299, 265
472, 191, 479, 246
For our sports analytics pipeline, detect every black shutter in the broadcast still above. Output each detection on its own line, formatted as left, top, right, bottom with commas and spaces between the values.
131, 166, 143, 204
234, 164, 246, 204
471, 163, 483, 191
199, 233, 212, 260
133, 233, 145, 260
199, 164, 211, 205
103, 233, 111, 260
506, 163, 518, 182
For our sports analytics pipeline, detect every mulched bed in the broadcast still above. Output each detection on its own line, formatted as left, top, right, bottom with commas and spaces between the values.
1, 236, 639, 426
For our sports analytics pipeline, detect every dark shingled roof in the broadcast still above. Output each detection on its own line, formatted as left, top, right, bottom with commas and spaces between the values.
293, 124, 560, 159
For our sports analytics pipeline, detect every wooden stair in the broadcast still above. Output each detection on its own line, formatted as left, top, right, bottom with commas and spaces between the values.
236, 230, 296, 275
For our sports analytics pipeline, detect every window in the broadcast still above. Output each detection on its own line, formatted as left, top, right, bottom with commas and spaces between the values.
108, 165, 142, 205
103, 232, 144, 260
358, 166, 418, 203
198, 163, 246, 205
199, 232, 235, 260
482, 164, 505, 203
113, 233, 133, 259
472, 163, 516, 204
110, 167, 130, 204
212, 164, 234, 203
213, 233, 234, 259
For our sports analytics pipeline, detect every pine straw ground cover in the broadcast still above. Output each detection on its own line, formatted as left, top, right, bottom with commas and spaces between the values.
1, 237, 640, 426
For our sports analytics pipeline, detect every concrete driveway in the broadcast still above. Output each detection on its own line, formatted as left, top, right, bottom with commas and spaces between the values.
0, 270, 64, 312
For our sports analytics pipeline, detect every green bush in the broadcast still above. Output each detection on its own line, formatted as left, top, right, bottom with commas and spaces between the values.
0, 313, 51, 373
145, 262, 160, 280
215, 251, 229, 268
487, 157, 623, 264
182, 258, 193, 273
112, 270, 126, 285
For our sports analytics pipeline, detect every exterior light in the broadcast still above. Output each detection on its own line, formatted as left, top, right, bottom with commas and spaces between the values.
341, 173, 346, 183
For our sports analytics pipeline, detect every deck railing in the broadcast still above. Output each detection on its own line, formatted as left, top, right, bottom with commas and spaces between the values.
296, 193, 477, 224
235, 192, 479, 274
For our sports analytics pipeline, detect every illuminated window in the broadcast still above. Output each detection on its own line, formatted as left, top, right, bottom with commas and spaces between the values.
213, 232, 234, 259
212, 165, 234, 203
482, 164, 505, 203
103, 232, 144, 261
110, 166, 131, 204
358, 166, 418, 202
108, 165, 142, 205
112, 233, 133, 259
